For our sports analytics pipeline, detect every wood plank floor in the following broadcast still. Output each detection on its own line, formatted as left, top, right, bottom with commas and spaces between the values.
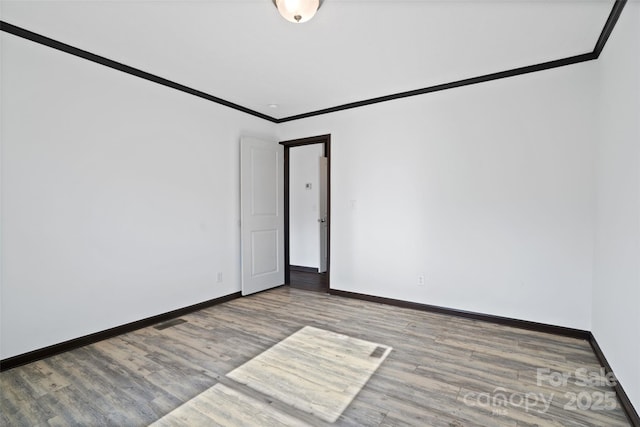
0, 287, 632, 426
289, 270, 328, 293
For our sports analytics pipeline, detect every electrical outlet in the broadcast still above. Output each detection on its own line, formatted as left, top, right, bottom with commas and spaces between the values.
217, 272, 223, 283
418, 275, 425, 286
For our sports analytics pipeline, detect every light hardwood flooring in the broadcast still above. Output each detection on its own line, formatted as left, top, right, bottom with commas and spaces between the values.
0, 287, 632, 426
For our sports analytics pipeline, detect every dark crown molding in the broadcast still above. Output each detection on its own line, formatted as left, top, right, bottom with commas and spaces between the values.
0, 0, 629, 122
0, 21, 277, 123
593, 0, 627, 58
280, 0, 627, 122
278, 53, 596, 123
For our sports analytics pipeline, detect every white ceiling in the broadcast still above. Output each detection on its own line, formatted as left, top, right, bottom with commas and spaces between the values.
1, 0, 615, 119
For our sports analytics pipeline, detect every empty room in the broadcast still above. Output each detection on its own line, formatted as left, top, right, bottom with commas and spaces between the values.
1, 0, 639, 426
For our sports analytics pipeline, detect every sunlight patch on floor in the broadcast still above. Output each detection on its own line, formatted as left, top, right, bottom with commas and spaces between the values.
151, 382, 312, 427
151, 326, 392, 425
228, 326, 392, 423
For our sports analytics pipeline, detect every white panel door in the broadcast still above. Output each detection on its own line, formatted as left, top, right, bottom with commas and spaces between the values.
240, 137, 284, 296
318, 156, 328, 273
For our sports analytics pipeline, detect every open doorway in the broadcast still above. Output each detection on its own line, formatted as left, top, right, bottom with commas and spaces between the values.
281, 135, 331, 293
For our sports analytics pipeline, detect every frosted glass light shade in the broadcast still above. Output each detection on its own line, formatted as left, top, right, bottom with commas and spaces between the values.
275, 0, 320, 23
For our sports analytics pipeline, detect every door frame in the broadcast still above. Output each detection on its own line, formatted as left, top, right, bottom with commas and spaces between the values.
280, 134, 331, 290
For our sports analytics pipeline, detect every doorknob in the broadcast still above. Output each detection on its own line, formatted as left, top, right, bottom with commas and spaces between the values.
318, 218, 327, 223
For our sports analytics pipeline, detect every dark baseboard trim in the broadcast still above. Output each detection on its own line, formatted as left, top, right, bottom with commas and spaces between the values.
589, 333, 640, 427
329, 288, 639, 424
0, 291, 242, 372
290, 265, 319, 273
329, 289, 590, 339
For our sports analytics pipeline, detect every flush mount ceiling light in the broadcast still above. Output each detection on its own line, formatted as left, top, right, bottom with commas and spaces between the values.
273, 0, 324, 24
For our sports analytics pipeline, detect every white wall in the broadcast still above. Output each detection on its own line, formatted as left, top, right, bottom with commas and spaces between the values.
289, 144, 323, 268
2, 10, 639, 418
0, 33, 277, 359
593, 2, 640, 411
3, 11, 638, 416
279, 62, 598, 330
